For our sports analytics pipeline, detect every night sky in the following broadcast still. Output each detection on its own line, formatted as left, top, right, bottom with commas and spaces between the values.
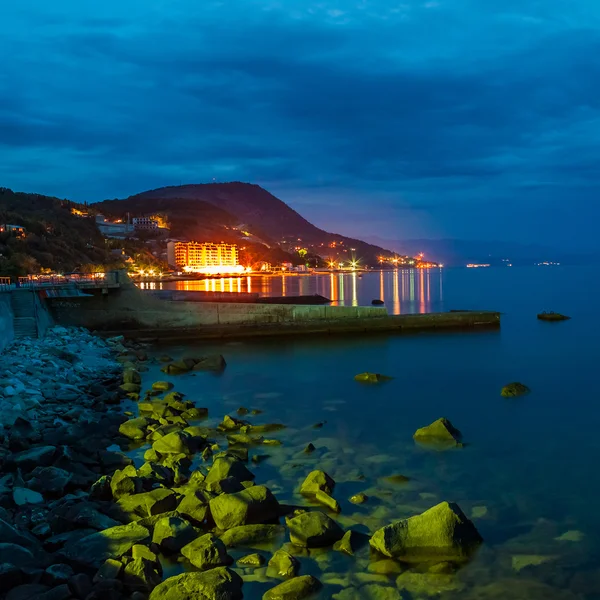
1, 1, 598, 248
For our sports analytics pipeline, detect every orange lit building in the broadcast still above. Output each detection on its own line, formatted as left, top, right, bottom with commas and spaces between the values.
167, 241, 242, 274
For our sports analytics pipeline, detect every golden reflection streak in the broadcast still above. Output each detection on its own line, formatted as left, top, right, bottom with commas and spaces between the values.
247, 276, 252, 293
330, 273, 337, 303
419, 268, 425, 313
351, 273, 358, 306
379, 269, 385, 302
439, 268, 443, 301
281, 274, 287, 296
409, 270, 415, 302
339, 274, 345, 305
426, 269, 431, 307
392, 269, 400, 314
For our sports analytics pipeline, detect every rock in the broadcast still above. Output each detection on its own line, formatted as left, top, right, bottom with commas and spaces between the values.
68, 573, 92, 599
302, 443, 315, 454
237, 553, 265, 567
152, 516, 197, 553
94, 558, 123, 581
205, 456, 255, 487
110, 467, 143, 500
413, 418, 462, 448
538, 312, 570, 321
263, 575, 322, 600
220, 524, 285, 547
152, 381, 173, 391
193, 355, 227, 372
118, 488, 178, 519
381, 474, 410, 484
123, 370, 142, 385
119, 417, 154, 441
177, 491, 211, 526
90, 476, 112, 501
501, 382, 531, 397
353, 373, 392, 383
333, 530, 358, 555
267, 549, 299, 578
314, 490, 340, 513
300, 470, 335, 495
122, 557, 162, 592
13, 487, 44, 506
148, 567, 243, 600
44, 564, 75, 585
6, 584, 51, 600
13, 446, 56, 470
369, 501, 482, 562
349, 493, 368, 505
0, 544, 36, 568
209, 485, 279, 530
28, 467, 72, 495
60, 523, 150, 569
120, 383, 141, 394
152, 431, 194, 455
181, 533, 232, 570
0, 517, 42, 551
286, 511, 343, 548
0, 563, 24, 593
218, 415, 246, 431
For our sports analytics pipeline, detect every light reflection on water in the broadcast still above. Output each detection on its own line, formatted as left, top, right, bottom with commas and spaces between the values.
137, 269, 444, 315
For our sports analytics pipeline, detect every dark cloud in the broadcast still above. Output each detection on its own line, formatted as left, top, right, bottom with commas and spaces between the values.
0, 1, 599, 246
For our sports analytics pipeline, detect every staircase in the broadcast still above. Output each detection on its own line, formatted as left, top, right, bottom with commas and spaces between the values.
10, 290, 38, 339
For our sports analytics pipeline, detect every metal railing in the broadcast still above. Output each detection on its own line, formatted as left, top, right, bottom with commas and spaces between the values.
16, 272, 117, 288
0, 276, 11, 291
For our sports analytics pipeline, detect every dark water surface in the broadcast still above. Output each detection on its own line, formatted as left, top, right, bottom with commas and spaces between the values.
133, 267, 600, 599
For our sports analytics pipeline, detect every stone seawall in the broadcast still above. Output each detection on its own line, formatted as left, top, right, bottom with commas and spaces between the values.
0, 294, 14, 351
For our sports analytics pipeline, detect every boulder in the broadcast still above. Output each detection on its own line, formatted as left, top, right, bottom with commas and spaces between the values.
286, 511, 343, 548
181, 533, 232, 570
354, 372, 392, 383
110, 466, 143, 499
120, 383, 141, 394
314, 490, 340, 513
68, 573, 93, 599
0, 544, 36, 568
12, 446, 56, 471
369, 501, 482, 562
60, 523, 150, 569
413, 418, 462, 448
237, 553, 265, 567
44, 564, 75, 585
205, 456, 255, 487
13, 487, 44, 506
300, 471, 335, 495
218, 415, 246, 431
148, 567, 243, 600
177, 492, 211, 526
123, 370, 141, 385
151, 516, 196, 553
0, 517, 42, 551
333, 530, 359, 555
0, 564, 24, 594
152, 431, 195, 455
27, 466, 72, 495
263, 575, 322, 600
209, 486, 279, 530
152, 381, 173, 392
116, 488, 176, 520
501, 382, 530, 397
267, 549, 299, 578
122, 557, 162, 592
220, 524, 285, 548
193, 355, 227, 372
119, 417, 155, 441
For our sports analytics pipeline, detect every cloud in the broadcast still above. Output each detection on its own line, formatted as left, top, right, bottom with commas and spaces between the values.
0, 0, 599, 246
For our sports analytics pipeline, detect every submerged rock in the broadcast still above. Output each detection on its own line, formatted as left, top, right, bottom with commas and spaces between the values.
314, 490, 341, 513
209, 485, 279, 530
300, 470, 335, 495
538, 312, 570, 322
501, 382, 531, 397
193, 355, 227, 372
333, 530, 359, 556
413, 418, 463, 448
354, 373, 392, 383
152, 516, 197, 553
205, 456, 255, 487
148, 567, 243, 600
220, 524, 285, 548
286, 511, 344, 548
237, 553, 265, 567
263, 575, 322, 600
369, 501, 482, 562
349, 493, 368, 505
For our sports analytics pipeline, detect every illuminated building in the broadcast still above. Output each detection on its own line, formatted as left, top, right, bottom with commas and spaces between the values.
133, 217, 159, 231
0, 224, 26, 237
167, 241, 243, 274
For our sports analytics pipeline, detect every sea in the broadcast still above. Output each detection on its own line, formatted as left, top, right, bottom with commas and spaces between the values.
132, 267, 600, 599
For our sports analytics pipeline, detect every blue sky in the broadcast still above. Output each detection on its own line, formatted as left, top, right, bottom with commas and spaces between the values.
1, 1, 599, 248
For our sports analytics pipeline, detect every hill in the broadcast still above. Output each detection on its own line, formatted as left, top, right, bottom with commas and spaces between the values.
0, 188, 109, 276
96, 182, 395, 265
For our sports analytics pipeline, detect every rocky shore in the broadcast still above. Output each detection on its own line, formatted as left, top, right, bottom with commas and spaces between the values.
0, 328, 486, 600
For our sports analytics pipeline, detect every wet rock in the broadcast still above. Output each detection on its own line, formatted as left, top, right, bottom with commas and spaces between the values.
118, 488, 178, 519
122, 557, 162, 592
300, 470, 335, 495
381, 474, 410, 484
349, 493, 368, 505
123, 370, 142, 385
120, 383, 141, 394
59, 522, 150, 569
68, 573, 92, 599
6, 584, 52, 600
333, 530, 359, 555
205, 456, 255, 487
369, 501, 482, 562
12, 446, 56, 471
152, 431, 195, 455
119, 417, 155, 441
218, 415, 247, 431
44, 564, 74, 585
110, 466, 143, 499
538, 312, 570, 321
193, 355, 227, 372
413, 418, 463, 448
177, 491, 211, 526
286, 511, 344, 548
220, 524, 285, 547
152, 380, 173, 391
303, 443, 316, 454
13, 487, 44, 506
27, 467, 72, 495
267, 549, 299, 578
314, 490, 340, 513
0, 517, 43, 551
353, 373, 392, 383
148, 567, 243, 600
209, 485, 279, 530
0, 544, 36, 568
263, 575, 322, 600
152, 516, 197, 554
501, 382, 531, 397
181, 533, 232, 570
237, 553, 265, 567
89, 476, 112, 501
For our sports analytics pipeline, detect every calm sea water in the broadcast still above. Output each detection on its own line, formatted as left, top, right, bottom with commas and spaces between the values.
132, 267, 600, 599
